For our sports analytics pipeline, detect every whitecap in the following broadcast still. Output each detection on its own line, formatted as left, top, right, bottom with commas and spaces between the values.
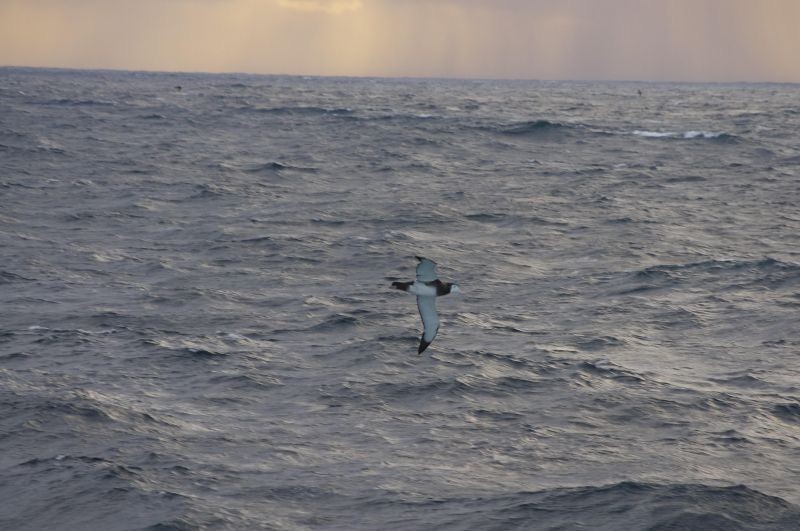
683, 130, 725, 139
633, 130, 729, 139
633, 130, 676, 138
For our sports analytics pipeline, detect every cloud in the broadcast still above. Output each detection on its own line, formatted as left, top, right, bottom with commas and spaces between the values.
276, 0, 362, 13
1, 0, 798, 81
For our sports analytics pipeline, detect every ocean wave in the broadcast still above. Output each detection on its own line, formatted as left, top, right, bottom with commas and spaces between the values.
346, 482, 800, 530
248, 105, 353, 116
141, 337, 233, 357
683, 257, 799, 273
499, 119, 575, 136
711, 428, 753, 446
772, 403, 800, 423
664, 174, 707, 183
575, 336, 629, 352
633, 130, 738, 141
318, 112, 444, 124
243, 161, 318, 174
307, 314, 361, 331
0, 270, 34, 283
684, 130, 733, 139
366, 370, 550, 403
7, 454, 190, 531
464, 212, 507, 222
633, 130, 675, 138
490, 119, 618, 140
188, 183, 231, 199
709, 372, 772, 389
22, 325, 117, 347
1, 384, 176, 435
371, 376, 477, 400
613, 258, 800, 292
207, 373, 283, 391
38, 98, 117, 107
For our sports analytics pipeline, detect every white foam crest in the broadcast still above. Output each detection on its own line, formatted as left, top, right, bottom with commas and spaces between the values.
683, 131, 725, 139
633, 130, 728, 139
633, 130, 676, 138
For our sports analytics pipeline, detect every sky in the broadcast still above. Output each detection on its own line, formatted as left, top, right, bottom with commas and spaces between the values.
1, 0, 799, 82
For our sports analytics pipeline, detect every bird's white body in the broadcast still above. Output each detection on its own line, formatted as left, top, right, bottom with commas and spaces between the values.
408, 281, 438, 297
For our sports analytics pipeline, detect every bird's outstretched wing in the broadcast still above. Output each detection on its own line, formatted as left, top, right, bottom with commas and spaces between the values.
416, 295, 439, 354
415, 256, 438, 282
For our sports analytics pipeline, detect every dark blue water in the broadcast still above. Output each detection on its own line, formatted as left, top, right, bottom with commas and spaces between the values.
1, 67, 799, 530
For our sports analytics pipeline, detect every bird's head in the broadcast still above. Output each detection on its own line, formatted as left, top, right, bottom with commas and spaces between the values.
449, 283, 462, 294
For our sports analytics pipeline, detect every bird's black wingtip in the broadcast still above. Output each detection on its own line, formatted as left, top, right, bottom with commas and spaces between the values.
418, 336, 431, 354
391, 281, 411, 291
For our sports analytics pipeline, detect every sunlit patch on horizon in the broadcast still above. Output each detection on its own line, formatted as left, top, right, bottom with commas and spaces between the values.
277, 0, 362, 13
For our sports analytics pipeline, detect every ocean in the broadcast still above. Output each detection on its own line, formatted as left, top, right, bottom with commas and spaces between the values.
1, 67, 799, 530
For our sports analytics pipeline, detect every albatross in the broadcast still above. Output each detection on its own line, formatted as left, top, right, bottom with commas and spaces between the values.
391, 256, 461, 354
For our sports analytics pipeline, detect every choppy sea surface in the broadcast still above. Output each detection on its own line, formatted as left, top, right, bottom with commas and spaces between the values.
1, 67, 799, 530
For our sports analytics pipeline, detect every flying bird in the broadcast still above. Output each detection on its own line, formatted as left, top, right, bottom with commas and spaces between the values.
391, 256, 461, 354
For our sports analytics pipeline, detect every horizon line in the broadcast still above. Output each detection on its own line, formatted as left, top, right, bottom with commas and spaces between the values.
3, 64, 800, 87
